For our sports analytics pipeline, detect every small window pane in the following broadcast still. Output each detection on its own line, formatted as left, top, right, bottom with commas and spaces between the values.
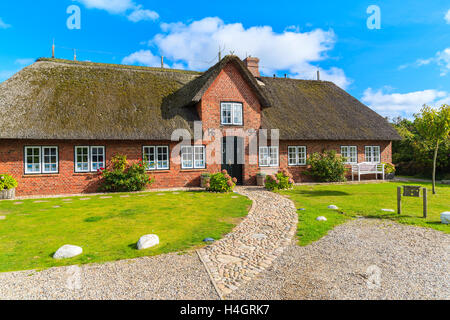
259, 147, 269, 167
42, 147, 58, 173
233, 103, 243, 125
25, 147, 41, 174
298, 146, 306, 165
181, 146, 193, 169
270, 147, 279, 167
144, 147, 156, 170
194, 146, 205, 168
91, 147, 105, 171
221, 104, 232, 125
75, 147, 90, 172
288, 147, 297, 166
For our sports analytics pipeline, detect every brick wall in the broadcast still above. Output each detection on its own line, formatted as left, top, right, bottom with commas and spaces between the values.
0, 62, 393, 196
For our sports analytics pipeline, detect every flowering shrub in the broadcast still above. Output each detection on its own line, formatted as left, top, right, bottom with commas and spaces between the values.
207, 170, 236, 193
0, 174, 18, 190
265, 169, 294, 191
306, 150, 347, 182
98, 154, 154, 192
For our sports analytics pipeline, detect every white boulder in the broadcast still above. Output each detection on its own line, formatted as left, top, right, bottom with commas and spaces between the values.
53, 245, 83, 259
441, 212, 450, 225
382, 209, 395, 213
137, 234, 159, 250
328, 205, 339, 210
316, 216, 327, 221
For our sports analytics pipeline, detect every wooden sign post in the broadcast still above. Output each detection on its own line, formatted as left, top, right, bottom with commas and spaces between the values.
397, 186, 427, 218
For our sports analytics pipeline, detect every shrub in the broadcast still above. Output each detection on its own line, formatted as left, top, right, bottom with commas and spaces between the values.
99, 154, 154, 192
0, 174, 18, 190
383, 162, 396, 174
306, 150, 347, 182
207, 170, 236, 193
265, 169, 294, 191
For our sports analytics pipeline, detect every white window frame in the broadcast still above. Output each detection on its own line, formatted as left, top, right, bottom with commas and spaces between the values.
74, 146, 105, 172
143, 146, 169, 170
24, 146, 42, 174
181, 145, 206, 169
221, 102, 243, 125
42, 146, 59, 174
341, 146, 358, 164
365, 146, 381, 163
288, 146, 307, 166
75, 146, 90, 173
259, 146, 279, 167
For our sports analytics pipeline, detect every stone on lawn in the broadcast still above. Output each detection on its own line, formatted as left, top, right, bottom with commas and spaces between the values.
328, 205, 339, 210
441, 212, 450, 225
0, 216, 6, 220
382, 209, 395, 213
137, 234, 159, 250
203, 238, 215, 242
298, 208, 306, 211
53, 245, 83, 259
316, 216, 327, 221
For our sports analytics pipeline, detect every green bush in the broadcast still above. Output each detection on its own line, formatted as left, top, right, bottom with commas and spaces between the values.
383, 162, 396, 174
99, 154, 154, 192
306, 150, 347, 182
0, 174, 18, 190
265, 169, 294, 191
207, 170, 237, 193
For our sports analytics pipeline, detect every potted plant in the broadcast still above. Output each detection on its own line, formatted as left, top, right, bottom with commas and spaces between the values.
200, 172, 211, 188
256, 172, 266, 186
0, 174, 18, 200
383, 163, 396, 180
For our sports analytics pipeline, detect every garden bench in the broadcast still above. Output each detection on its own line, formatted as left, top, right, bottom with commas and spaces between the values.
351, 163, 385, 181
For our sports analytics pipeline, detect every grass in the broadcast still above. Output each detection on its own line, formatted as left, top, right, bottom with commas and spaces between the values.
0, 191, 251, 273
278, 182, 450, 246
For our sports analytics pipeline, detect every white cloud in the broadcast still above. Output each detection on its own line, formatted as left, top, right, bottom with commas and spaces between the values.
400, 47, 450, 76
121, 49, 161, 67
124, 17, 350, 88
127, 7, 159, 22
0, 17, 11, 29
445, 9, 450, 24
362, 87, 450, 118
15, 58, 34, 66
75, 0, 158, 22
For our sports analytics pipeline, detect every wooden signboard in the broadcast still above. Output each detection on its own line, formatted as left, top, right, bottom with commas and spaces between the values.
403, 186, 421, 197
397, 186, 427, 218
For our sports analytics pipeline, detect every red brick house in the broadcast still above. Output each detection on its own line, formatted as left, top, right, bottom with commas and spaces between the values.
0, 55, 400, 196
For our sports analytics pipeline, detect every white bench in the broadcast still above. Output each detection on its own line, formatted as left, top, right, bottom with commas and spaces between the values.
351, 163, 385, 181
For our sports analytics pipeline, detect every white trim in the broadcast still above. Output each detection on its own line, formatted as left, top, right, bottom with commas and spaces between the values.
259, 146, 279, 167
24, 146, 42, 174
288, 146, 307, 166
221, 102, 243, 125
341, 146, 358, 164
181, 145, 206, 169
75, 146, 90, 173
90, 146, 105, 172
364, 146, 381, 163
42, 146, 59, 174
143, 146, 169, 170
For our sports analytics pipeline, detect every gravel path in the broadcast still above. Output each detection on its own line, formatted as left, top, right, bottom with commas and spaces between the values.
0, 252, 218, 300
198, 187, 298, 297
229, 219, 450, 300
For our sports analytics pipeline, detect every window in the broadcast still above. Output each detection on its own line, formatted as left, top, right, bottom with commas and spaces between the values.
75, 146, 105, 172
341, 146, 357, 164
221, 102, 243, 125
259, 146, 279, 167
288, 146, 307, 166
143, 146, 169, 170
24, 146, 58, 174
181, 146, 206, 169
365, 146, 380, 163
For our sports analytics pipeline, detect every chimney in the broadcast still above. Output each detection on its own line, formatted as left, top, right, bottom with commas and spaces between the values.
243, 56, 260, 78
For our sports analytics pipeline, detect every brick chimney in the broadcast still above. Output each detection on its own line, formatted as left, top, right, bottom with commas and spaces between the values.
243, 56, 260, 78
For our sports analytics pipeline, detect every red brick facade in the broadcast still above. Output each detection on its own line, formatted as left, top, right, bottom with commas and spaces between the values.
0, 62, 393, 197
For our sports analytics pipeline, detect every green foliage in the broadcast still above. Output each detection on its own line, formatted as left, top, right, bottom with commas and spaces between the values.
99, 155, 153, 193
383, 162, 396, 174
306, 150, 347, 182
0, 174, 18, 190
207, 170, 236, 193
265, 169, 294, 191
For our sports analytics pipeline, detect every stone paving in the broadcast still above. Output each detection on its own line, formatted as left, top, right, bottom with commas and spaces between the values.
197, 186, 298, 297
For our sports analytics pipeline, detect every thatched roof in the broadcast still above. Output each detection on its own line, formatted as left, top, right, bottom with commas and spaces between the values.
0, 56, 400, 141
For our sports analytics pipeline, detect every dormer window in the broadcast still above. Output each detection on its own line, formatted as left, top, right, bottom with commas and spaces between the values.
221, 102, 243, 125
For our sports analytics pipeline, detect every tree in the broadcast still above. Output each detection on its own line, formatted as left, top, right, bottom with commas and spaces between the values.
414, 105, 450, 194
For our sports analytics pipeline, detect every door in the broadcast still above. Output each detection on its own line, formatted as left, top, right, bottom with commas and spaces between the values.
222, 136, 244, 185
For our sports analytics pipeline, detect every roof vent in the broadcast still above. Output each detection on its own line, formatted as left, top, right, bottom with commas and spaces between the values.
243, 56, 260, 78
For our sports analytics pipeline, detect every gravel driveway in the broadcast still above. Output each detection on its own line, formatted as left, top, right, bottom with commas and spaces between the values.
0, 252, 218, 300
230, 219, 450, 300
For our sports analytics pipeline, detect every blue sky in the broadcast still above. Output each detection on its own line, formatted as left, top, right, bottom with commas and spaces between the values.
0, 0, 449, 119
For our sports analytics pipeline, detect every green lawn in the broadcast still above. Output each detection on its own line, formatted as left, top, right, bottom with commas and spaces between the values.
278, 182, 450, 246
0, 191, 251, 273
